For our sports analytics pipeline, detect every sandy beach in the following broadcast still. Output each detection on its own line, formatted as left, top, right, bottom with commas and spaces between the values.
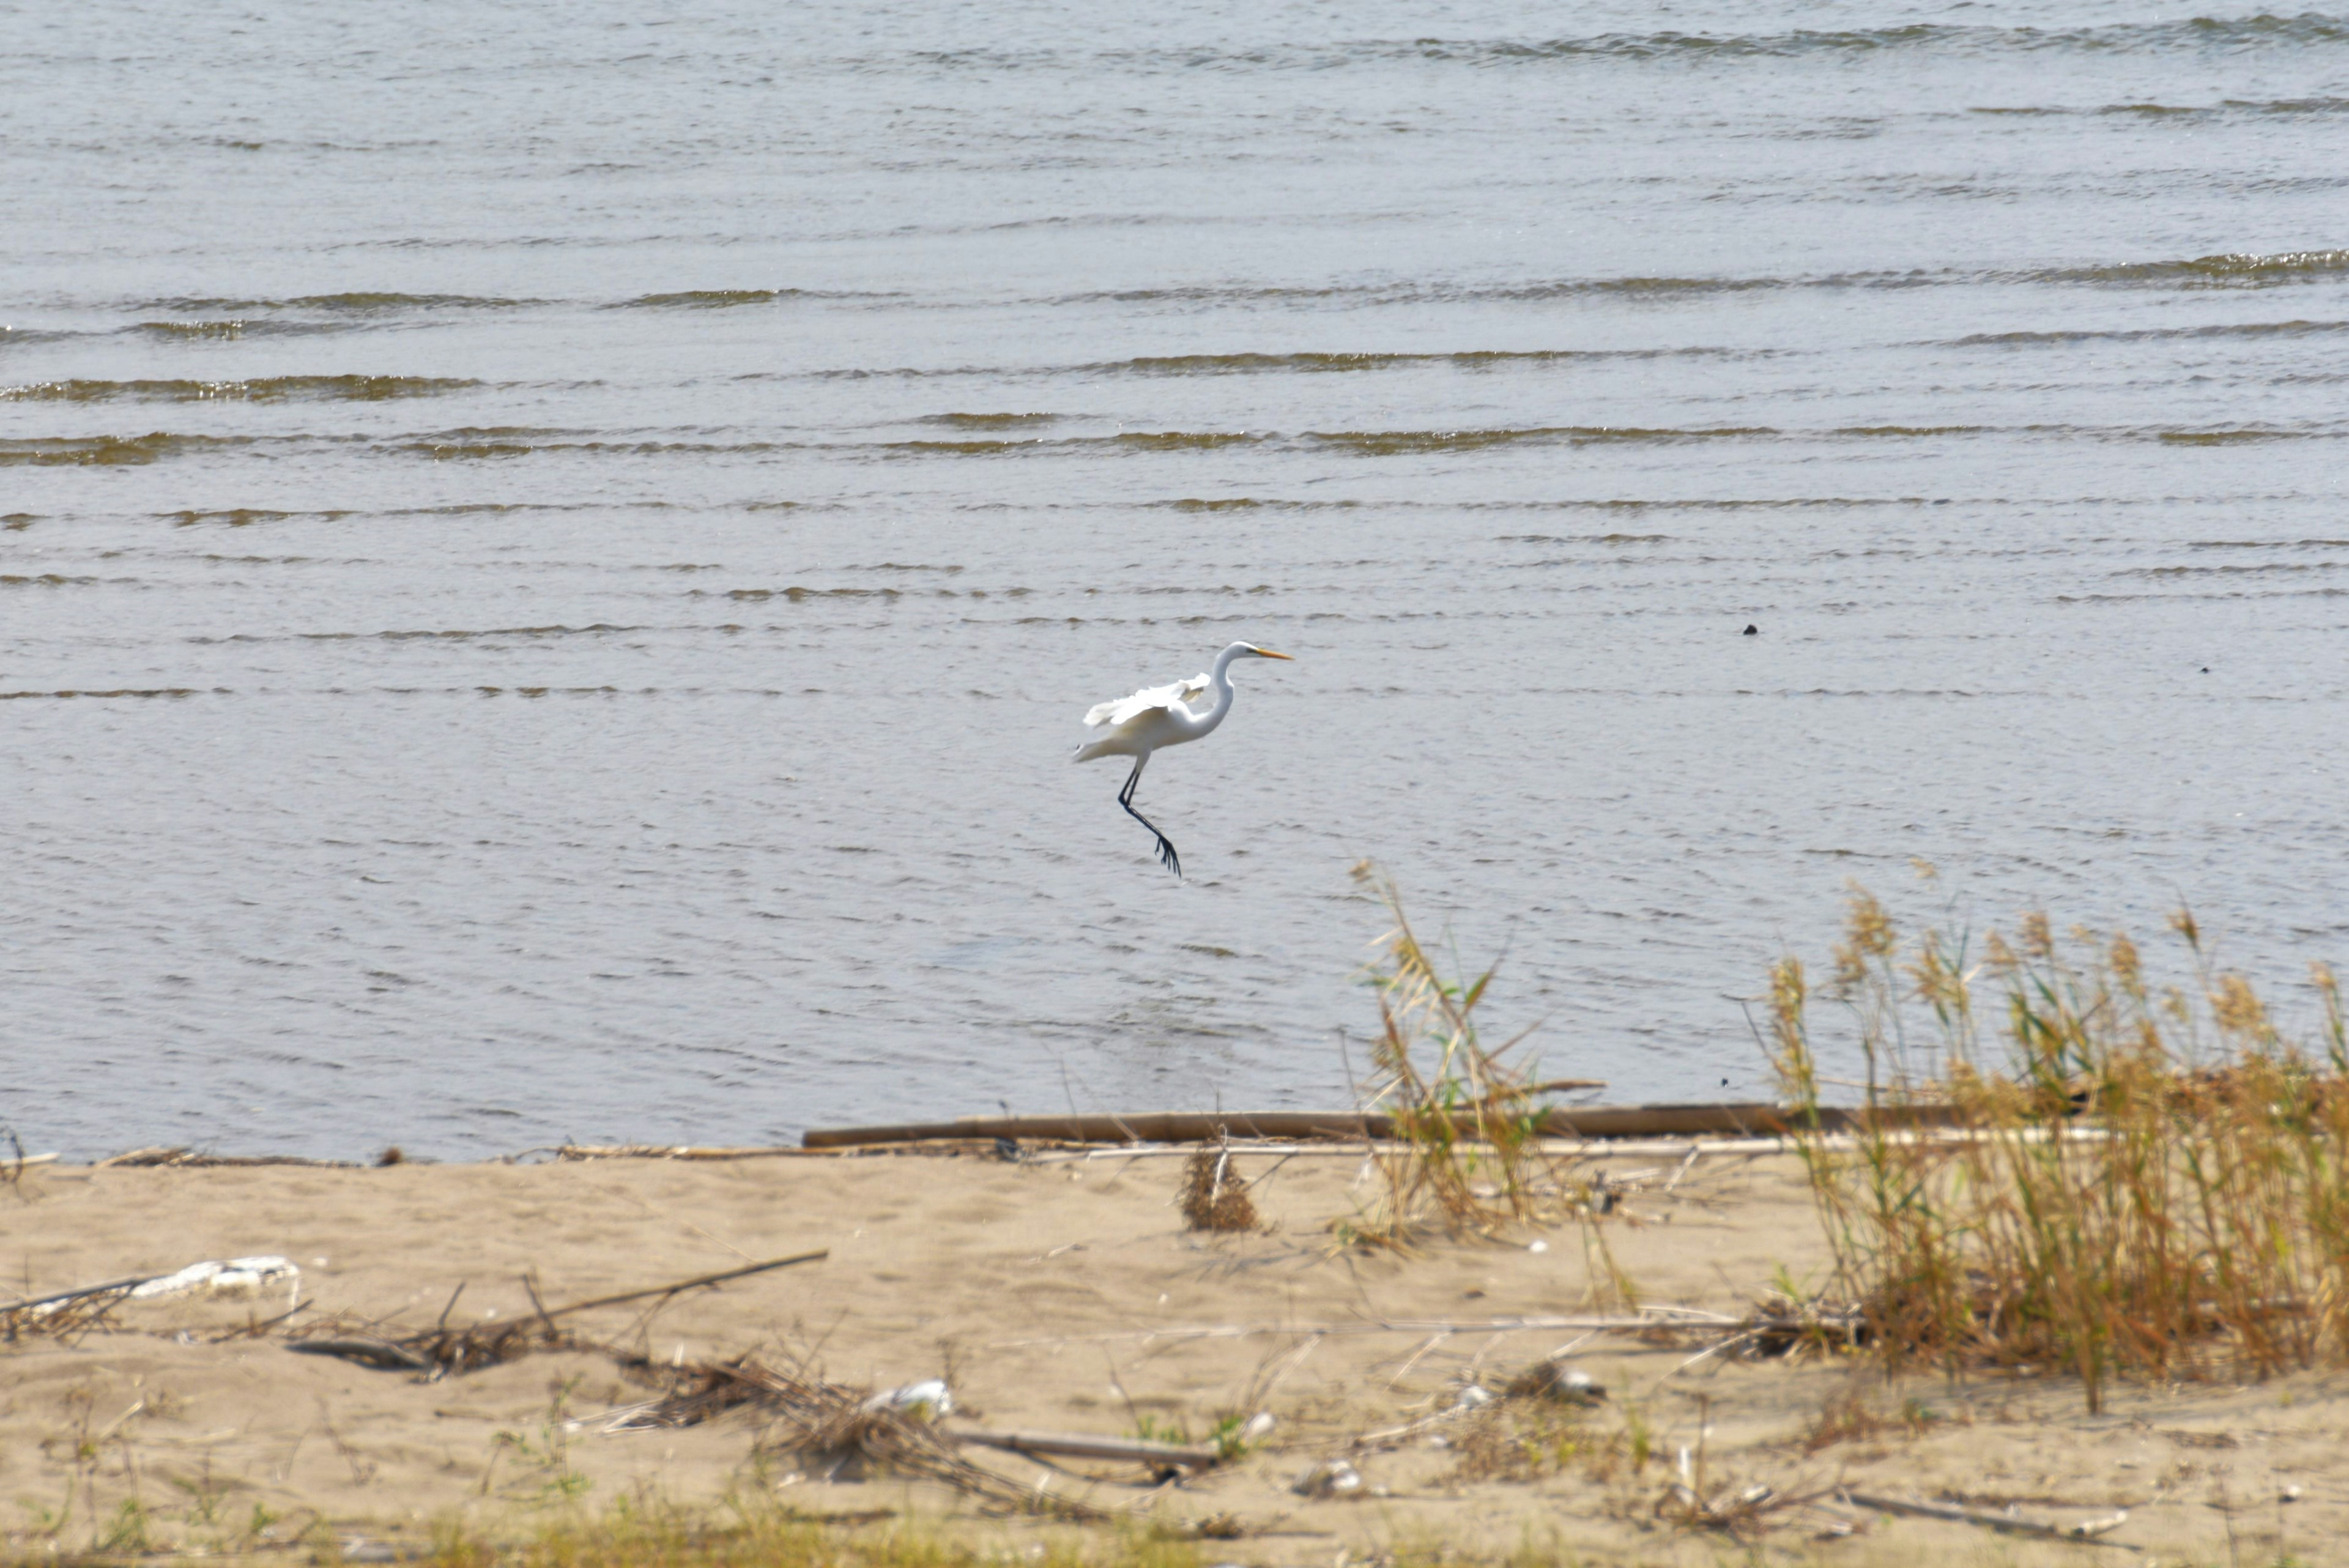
3, 1143, 2341, 1564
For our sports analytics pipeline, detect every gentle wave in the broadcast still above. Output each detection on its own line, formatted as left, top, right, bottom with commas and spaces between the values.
889, 17, 2349, 72
881, 431, 1265, 455
2155, 428, 2303, 445
165, 509, 314, 527
2, 375, 480, 403
0, 688, 212, 700
2079, 97, 2349, 117
23, 250, 2343, 349
2189, 538, 2349, 548
1405, 15, 2349, 62
182, 625, 643, 644
1303, 425, 1778, 454
1497, 532, 1672, 544
1946, 318, 2349, 346
617, 289, 815, 309
1099, 347, 1740, 374
129, 319, 346, 341
396, 437, 797, 459
2123, 562, 2349, 576
2038, 249, 2349, 286
20, 423, 2324, 470
1056, 251, 2349, 307
0, 433, 254, 466
723, 586, 911, 601
148, 293, 536, 314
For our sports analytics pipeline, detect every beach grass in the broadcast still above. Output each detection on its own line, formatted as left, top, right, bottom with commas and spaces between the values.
1770, 882, 2349, 1410
1343, 863, 1570, 1247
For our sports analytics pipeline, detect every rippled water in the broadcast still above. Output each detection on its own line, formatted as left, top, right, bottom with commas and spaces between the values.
5, 1, 2348, 1158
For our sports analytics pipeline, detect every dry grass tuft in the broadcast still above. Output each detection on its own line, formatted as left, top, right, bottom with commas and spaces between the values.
1177, 1143, 1260, 1233
1349, 860, 1552, 1241
1446, 1399, 1594, 1484
1772, 885, 2349, 1410
1795, 1385, 1952, 1454
1342, 863, 1621, 1295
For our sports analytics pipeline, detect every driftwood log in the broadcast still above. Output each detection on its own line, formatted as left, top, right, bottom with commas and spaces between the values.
800, 1102, 1959, 1150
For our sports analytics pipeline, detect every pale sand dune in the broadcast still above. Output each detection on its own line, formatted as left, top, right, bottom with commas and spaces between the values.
2, 1150, 2343, 1563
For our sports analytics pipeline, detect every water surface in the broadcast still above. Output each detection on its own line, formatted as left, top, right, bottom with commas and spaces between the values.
5, 1, 2347, 1157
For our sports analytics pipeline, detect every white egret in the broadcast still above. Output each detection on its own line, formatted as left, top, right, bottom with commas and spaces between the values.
1072, 641, 1294, 879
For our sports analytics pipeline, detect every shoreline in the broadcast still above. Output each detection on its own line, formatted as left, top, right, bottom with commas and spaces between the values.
2, 1149, 2339, 1564
20, 1097, 1948, 1174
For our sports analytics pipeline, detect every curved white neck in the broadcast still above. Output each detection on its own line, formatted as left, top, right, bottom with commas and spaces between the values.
1191, 643, 1250, 737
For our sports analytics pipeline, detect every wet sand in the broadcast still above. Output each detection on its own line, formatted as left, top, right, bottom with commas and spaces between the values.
2, 1148, 2342, 1564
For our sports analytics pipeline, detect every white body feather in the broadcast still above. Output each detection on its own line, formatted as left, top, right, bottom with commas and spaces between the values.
1072, 644, 1284, 765
1080, 674, 1209, 730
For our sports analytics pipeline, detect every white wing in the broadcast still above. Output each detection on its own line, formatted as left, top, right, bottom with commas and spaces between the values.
1083, 674, 1209, 728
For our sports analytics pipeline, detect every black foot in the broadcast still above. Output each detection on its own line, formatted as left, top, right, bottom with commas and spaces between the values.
1154, 836, 1182, 880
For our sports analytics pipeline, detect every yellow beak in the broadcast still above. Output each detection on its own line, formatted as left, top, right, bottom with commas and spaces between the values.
1255, 648, 1294, 660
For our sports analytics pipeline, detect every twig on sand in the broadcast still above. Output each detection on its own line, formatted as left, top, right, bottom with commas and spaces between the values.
0, 1270, 194, 1340
1658, 1478, 1841, 1542
956, 1428, 1220, 1471
0, 1273, 172, 1315
993, 1306, 1759, 1348
530, 1252, 830, 1320
286, 1252, 829, 1378
603, 1353, 1118, 1521
1842, 1490, 2132, 1544
1385, 1330, 1453, 1391
286, 1336, 436, 1372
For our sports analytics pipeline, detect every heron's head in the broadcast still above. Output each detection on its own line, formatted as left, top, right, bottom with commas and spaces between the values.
1238, 643, 1294, 661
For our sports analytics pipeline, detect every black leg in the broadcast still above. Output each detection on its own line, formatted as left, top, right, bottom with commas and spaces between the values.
1118, 761, 1181, 879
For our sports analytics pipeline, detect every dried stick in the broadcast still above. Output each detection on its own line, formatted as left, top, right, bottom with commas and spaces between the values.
535, 1250, 829, 1319
993, 1306, 1753, 1348
1842, 1490, 2132, 1544
954, 1428, 1220, 1470
0, 1274, 169, 1314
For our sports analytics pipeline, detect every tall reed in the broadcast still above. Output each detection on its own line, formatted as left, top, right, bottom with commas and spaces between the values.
1770, 886, 2349, 1410
1348, 863, 1572, 1246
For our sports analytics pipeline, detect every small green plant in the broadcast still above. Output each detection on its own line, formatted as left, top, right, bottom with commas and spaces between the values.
1130, 1413, 1190, 1445
488, 1377, 593, 1504
1898, 1395, 1942, 1433
15, 1498, 67, 1541
96, 1498, 152, 1555
167, 1455, 230, 1528
1622, 1398, 1653, 1473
